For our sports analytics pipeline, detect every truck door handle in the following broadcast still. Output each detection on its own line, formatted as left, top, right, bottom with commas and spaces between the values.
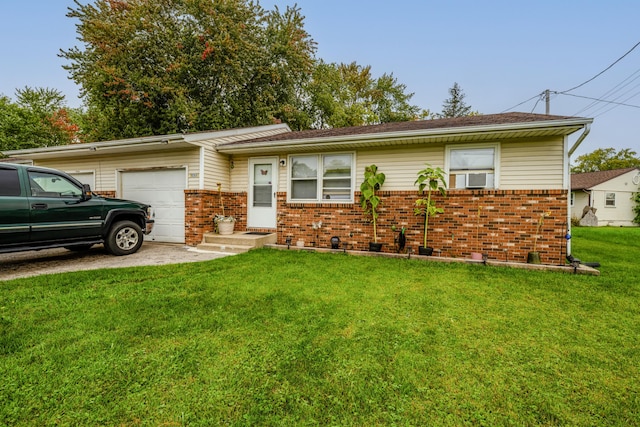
31, 203, 48, 210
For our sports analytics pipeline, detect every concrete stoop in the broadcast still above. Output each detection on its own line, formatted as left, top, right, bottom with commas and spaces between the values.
197, 232, 277, 254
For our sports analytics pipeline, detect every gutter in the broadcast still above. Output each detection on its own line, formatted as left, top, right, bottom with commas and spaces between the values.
568, 123, 591, 156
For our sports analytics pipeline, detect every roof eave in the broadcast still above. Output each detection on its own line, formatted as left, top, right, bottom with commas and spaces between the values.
217, 118, 593, 154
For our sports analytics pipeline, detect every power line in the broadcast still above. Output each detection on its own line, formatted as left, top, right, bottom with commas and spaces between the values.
501, 92, 544, 113
559, 40, 640, 94
556, 92, 640, 109
502, 41, 640, 114
574, 67, 640, 116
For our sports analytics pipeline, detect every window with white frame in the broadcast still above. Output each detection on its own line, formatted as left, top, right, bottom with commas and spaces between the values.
290, 153, 353, 202
605, 192, 616, 207
447, 145, 497, 189
570, 192, 575, 207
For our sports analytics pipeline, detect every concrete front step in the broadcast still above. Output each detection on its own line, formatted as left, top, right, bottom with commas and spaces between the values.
196, 242, 253, 254
197, 231, 277, 254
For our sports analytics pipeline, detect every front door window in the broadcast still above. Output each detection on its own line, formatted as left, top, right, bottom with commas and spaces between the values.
248, 158, 278, 228
253, 163, 273, 207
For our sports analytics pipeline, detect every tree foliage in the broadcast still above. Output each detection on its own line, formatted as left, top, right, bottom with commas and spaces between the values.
61, 0, 317, 141
571, 148, 640, 173
58, 0, 425, 140
0, 88, 81, 152
633, 191, 640, 226
300, 61, 421, 130
436, 82, 476, 118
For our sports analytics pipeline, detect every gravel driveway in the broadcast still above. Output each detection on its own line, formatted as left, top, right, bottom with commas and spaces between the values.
0, 243, 231, 281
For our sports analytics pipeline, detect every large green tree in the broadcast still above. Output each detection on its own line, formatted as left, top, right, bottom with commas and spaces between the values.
571, 148, 640, 173
299, 61, 421, 130
61, 0, 316, 141
0, 88, 81, 152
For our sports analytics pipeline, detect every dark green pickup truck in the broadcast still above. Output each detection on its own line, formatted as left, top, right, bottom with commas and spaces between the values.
0, 162, 154, 256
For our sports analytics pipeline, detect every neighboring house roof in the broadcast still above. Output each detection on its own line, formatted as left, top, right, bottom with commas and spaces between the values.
216, 112, 592, 154
571, 167, 640, 190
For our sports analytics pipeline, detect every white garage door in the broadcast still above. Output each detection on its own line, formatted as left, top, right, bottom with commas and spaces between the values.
121, 169, 186, 243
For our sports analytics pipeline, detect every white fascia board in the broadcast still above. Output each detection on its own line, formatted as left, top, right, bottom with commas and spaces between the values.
4, 133, 186, 157
183, 123, 290, 144
3, 124, 291, 158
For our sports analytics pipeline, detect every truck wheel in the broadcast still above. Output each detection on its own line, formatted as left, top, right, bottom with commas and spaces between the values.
105, 220, 143, 256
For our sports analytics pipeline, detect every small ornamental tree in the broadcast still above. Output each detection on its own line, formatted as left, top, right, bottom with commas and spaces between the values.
414, 164, 447, 249
359, 165, 386, 243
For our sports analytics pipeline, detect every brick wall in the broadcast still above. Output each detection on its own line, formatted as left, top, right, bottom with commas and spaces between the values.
273, 189, 569, 265
183, 188, 569, 265
185, 190, 246, 246
94, 190, 116, 198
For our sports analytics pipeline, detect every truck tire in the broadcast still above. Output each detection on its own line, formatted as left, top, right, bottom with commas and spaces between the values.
105, 220, 144, 256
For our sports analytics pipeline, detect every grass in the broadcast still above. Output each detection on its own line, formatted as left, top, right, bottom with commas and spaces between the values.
1, 227, 639, 426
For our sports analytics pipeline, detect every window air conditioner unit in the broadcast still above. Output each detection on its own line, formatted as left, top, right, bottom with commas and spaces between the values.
466, 173, 488, 188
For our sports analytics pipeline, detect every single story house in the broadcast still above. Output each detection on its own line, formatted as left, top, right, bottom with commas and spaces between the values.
571, 167, 640, 226
3, 112, 593, 264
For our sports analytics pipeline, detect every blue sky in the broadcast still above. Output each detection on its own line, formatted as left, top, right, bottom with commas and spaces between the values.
1, 0, 638, 158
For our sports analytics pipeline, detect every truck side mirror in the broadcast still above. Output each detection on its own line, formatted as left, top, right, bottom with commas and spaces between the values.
82, 184, 93, 200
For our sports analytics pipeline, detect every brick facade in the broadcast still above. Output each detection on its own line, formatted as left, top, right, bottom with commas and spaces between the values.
185, 188, 569, 265
94, 190, 116, 198
273, 189, 569, 265
184, 190, 247, 246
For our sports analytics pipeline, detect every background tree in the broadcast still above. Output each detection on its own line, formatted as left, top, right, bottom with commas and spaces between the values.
436, 82, 476, 118
302, 61, 421, 129
0, 88, 82, 152
61, 0, 316, 141
571, 148, 640, 173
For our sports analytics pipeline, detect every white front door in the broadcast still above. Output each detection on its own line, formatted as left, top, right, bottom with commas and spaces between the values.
248, 158, 278, 229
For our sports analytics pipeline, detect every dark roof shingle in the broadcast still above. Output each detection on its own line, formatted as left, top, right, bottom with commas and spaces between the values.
571, 167, 639, 190
225, 112, 583, 146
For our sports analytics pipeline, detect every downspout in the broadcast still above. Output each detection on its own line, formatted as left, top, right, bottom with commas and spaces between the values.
566, 123, 591, 258
568, 123, 591, 156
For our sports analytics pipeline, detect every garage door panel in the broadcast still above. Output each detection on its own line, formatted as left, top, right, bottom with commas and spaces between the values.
121, 169, 185, 243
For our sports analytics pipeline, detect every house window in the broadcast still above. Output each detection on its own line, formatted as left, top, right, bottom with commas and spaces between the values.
605, 192, 616, 207
447, 145, 497, 189
570, 192, 575, 207
290, 153, 353, 202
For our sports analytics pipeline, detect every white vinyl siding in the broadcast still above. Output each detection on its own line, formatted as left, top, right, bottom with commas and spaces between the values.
202, 147, 232, 191
204, 127, 291, 192
501, 138, 564, 189
355, 145, 443, 191
229, 156, 250, 192
34, 148, 201, 193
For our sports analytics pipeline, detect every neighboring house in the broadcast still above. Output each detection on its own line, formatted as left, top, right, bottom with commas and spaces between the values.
571, 167, 640, 226
3, 112, 592, 264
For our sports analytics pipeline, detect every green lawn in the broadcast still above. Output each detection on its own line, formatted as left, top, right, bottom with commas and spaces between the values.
1, 227, 639, 426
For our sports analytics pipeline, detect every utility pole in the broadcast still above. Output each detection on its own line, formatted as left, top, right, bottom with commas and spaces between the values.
545, 89, 550, 114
